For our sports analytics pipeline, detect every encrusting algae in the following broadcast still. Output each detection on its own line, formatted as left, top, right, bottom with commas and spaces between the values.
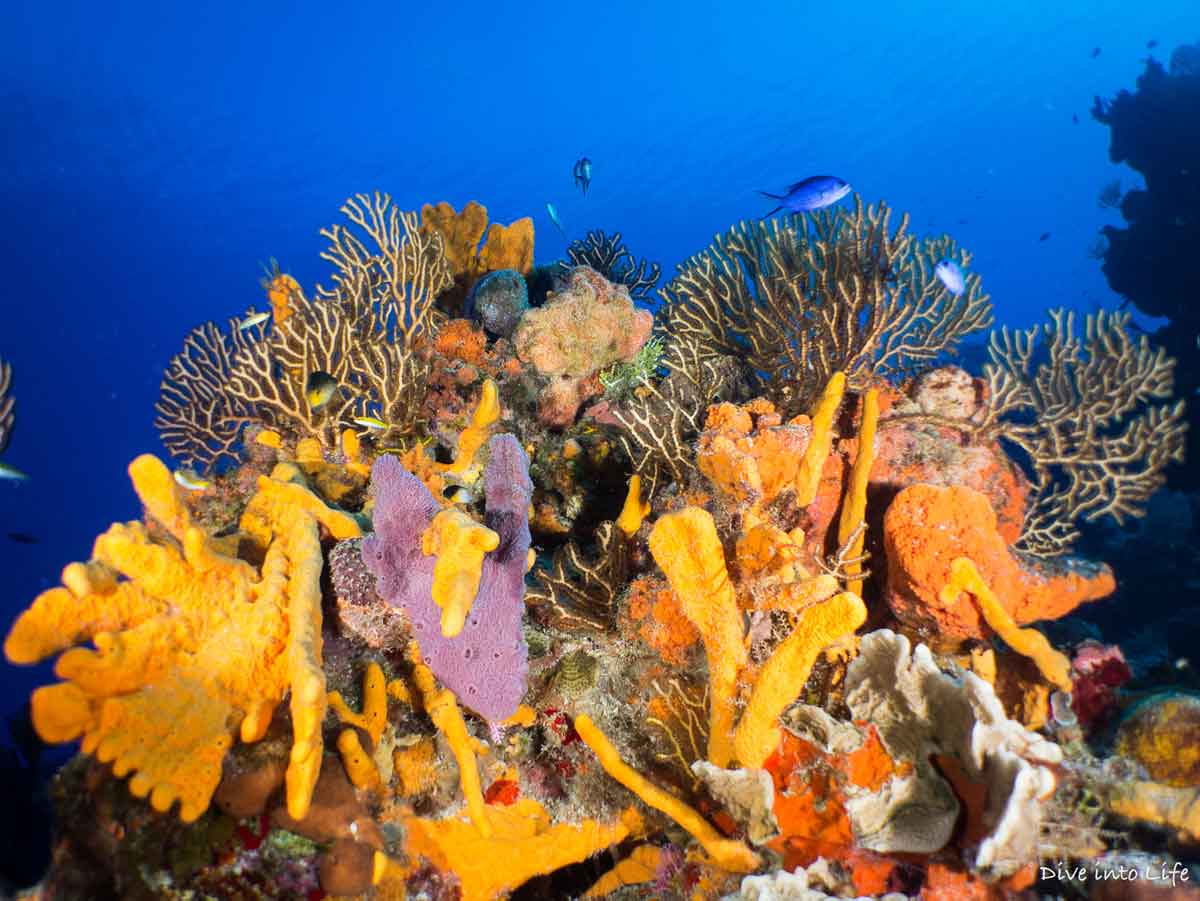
4, 190, 1194, 900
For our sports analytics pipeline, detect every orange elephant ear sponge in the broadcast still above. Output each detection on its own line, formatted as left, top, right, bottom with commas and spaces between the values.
4, 455, 357, 824
883, 483, 1114, 645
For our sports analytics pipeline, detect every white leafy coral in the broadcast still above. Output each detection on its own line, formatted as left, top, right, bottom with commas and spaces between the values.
834, 629, 1061, 878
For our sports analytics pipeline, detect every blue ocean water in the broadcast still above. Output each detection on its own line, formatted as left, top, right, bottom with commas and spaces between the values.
1, 0, 1191, 718
0, 0, 1197, 889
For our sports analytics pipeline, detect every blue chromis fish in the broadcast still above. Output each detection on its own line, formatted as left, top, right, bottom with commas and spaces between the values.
173, 469, 211, 491
239, 308, 271, 330
306, 370, 339, 409
572, 157, 592, 194
758, 175, 852, 217
934, 260, 966, 296
0, 461, 28, 481
352, 415, 388, 431
546, 202, 566, 238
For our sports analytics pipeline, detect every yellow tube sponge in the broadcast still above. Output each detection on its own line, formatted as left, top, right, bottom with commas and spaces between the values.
329, 661, 389, 744
734, 591, 868, 767
341, 428, 372, 478
940, 557, 1072, 692
239, 470, 361, 551
408, 641, 492, 837
575, 714, 760, 873
337, 728, 382, 792
795, 371, 846, 506
341, 427, 361, 460
128, 454, 191, 540
60, 560, 118, 599
295, 438, 323, 464
615, 474, 650, 537
837, 388, 878, 596
445, 379, 500, 477
773, 573, 841, 616
4, 455, 345, 824
421, 509, 500, 638
648, 508, 746, 768
284, 514, 328, 821
403, 798, 635, 901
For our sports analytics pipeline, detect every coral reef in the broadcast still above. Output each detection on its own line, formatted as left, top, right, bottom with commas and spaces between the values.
883, 483, 1115, 646
467, 269, 529, 338
8, 189, 1194, 900
361, 435, 531, 723
155, 318, 266, 472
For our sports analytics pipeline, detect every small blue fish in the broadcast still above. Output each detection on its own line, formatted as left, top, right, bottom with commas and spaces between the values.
934, 260, 966, 296
758, 175, 851, 217
573, 157, 593, 194
546, 202, 566, 238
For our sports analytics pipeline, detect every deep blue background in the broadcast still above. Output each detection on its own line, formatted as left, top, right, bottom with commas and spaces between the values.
1, 0, 1196, 707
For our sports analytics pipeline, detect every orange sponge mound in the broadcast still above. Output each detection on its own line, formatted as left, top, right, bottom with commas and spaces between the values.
4, 455, 359, 823
883, 483, 1115, 645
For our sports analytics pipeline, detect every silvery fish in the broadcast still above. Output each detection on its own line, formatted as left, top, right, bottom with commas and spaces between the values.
173, 469, 211, 491
573, 157, 592, 194
934, 260, 966, 296
352, 415, 388, 431
758, 175, 851, 216
239, 309, 271, 330
0, 461, 28, 481
546, 202, 566, 238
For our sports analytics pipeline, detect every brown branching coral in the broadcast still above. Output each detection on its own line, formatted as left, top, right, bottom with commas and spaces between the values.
0, 356, 13, 455
227, 298, 362, 447
976, 308, 1187, 555
566, 230, 661, 301
527, 521, 632, 632
318, 192, 453, 345
644, 675, 709, 789
159, 193, 452, 462
155, 319, 265, 472
609, 337, 742, 494
660, 196, 992, 414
